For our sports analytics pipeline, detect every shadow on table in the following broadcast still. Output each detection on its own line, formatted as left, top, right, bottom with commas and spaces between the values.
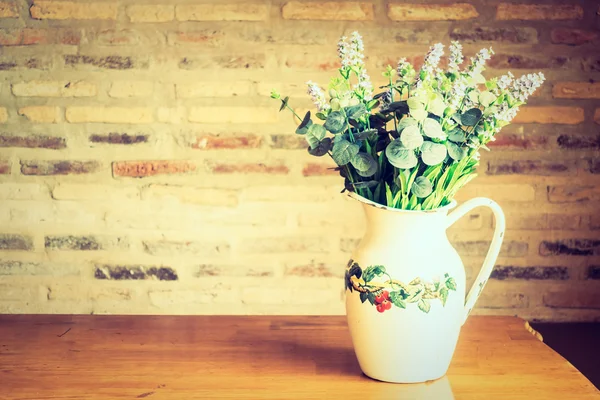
232, 333, 455, 399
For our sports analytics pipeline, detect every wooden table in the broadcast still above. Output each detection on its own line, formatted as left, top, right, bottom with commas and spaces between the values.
1, 315, 598, 399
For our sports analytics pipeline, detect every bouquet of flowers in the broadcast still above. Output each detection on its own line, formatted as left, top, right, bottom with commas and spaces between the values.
271, 32, 544, 211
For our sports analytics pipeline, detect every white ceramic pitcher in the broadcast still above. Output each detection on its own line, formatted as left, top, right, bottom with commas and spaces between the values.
345, 192, 505, 383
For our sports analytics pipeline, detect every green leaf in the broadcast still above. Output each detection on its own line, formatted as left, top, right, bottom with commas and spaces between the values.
363, 265, 386, 282
405, 288, 423, 303
446, 141, 467, 161
429, 97, 446, 116
447, 128, 466, 143
279, 96, 289, 112
386, 139, 418, 169
385, 183, 393, 207
367, 292, 376, 305
295, 111, 313, 134
356, 129, 378, 140
411, 176, 433, 198
411, 108, 428, 121
400, 125, 423, 150
446, 277, 457, 291
389, 291, 407, 308
461, 108, 483, 126
305, 124, 326, 149
396, 117, 418, 133
439, 287, 449, 306
324, 111, 346, 133
308, 137, 332, 157
331, 139, 359, 165
359, 292, 368, 303
315, 112, 327, 121
417, 299, 431, 313
407, 97, 424, 110
351, 152, 378, 177
420, 141, 447, 166
422, 118, 445, 140
345, 104, 368, 120
479, 91, 497, 107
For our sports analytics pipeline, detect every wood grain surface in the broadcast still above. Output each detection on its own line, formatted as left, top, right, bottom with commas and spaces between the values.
0, 315, 598, 399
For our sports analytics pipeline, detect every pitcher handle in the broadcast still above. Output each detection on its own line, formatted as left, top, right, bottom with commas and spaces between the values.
446, 197, 505, 325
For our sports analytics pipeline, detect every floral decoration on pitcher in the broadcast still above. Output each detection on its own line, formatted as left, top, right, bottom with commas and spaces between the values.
345, 259, 457, 313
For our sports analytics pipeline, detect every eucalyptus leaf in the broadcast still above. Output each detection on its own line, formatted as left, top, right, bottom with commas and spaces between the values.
345, 103, 368, 120
420, 141, 447, 166
331, 139, 359, 165
411, 176, 433, 198
324, 111, 346, 134
447, 128, 466, 143
315, 112, 327, 121
400, 125, 423, 150
479, 91, 497, 107
385, 139, 418, 169
411, 108, 428, 121
422, 118, 445, 139
308, 137, 332, 157
356, 129, 378, 140
396, 117, 418, 133
407, 97, 424, 110
305, 124, 326, 149
387, 101, 409, 113
279, 96, 289, 112
429, 97, 446, 117
446, 141, 467, 161
351, 153, 378, 177
461, 108, 483, 126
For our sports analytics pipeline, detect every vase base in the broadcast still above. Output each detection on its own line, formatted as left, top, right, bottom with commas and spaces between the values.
361, 370, 447, 384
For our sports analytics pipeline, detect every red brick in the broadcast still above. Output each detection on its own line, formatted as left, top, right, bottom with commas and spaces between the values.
208, 162, 289, 174
30, 0, 117, 20
544, 288, 600, 308
388, 3, 478, 21
488, 134, 548, 150
285, 262, 339, 278
192, 135, 262, 150
449, 26, 537, 44
281, 53, 341, 71
96, 29, 140, 46
512, 107, 584, 124
179, 54, 265, 70
551, 28, 597, 46
176, 3, 268, 21
127, 5, 174, 22
496, 4, 583, 20
302, 163, 339, 177
557, 134, 600, 149
0, 56, 51, 70
283, 1, 374, 20
487, 160, 574, 176
112, 161, 196, 178
0, 160, 10, 174
553, 82, 600, 99
167, 31, 224, 47
20, 160, 100, 175
0, 134, 65, 149
488, 54, 567, 69
595, 109, 600, 125
547, 186, 600, 203
0, 1, 18, 18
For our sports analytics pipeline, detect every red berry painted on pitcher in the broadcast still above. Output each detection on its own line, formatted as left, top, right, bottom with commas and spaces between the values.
382, 300, 392, 310
376, 303, 385, 313
375, 293, 385, 304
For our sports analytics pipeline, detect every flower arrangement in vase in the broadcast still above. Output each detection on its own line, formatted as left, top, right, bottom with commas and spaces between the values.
271, 32, 544, 210
271, 32, 544, 384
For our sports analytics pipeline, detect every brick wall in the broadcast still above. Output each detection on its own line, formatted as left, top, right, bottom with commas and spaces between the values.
0, 0, 599, 321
